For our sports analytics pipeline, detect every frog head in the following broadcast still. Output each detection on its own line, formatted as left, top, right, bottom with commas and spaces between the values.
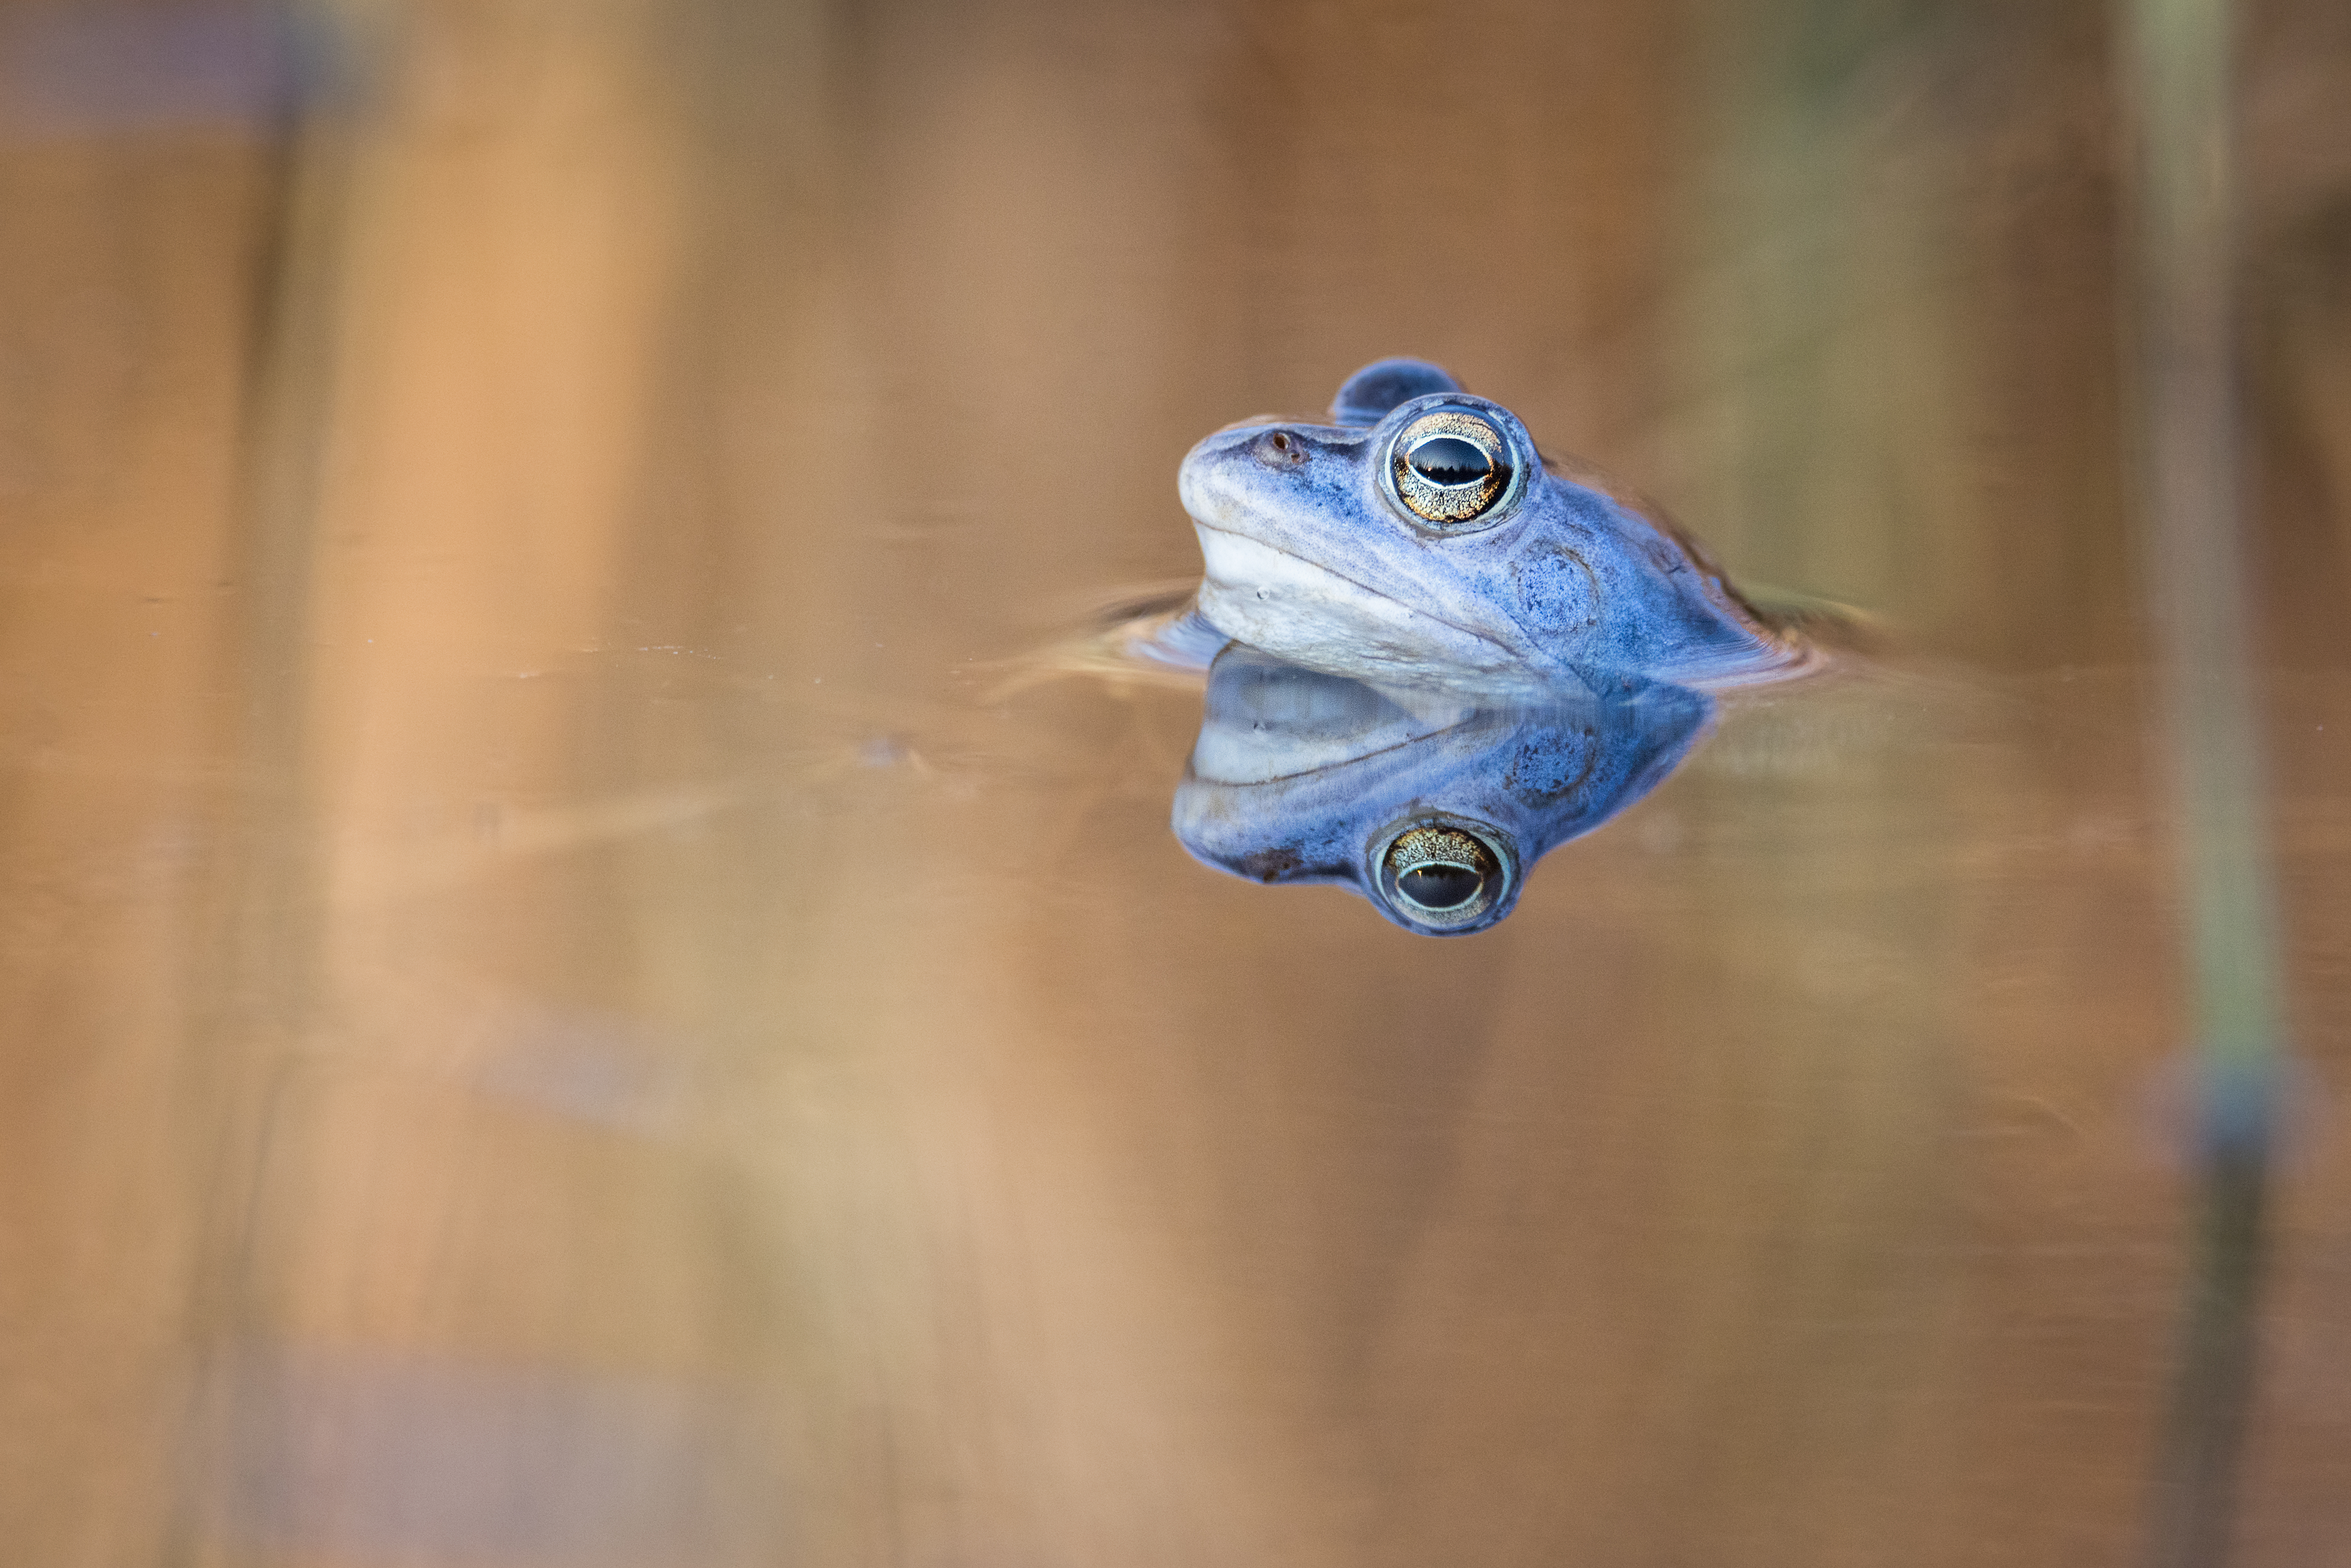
1177, 359, 1800, 696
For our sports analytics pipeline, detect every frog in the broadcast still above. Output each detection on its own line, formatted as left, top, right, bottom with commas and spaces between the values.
1176, 358, 1815, 698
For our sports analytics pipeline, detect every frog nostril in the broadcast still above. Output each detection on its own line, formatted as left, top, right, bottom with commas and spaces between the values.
1254, 430, 1306, 466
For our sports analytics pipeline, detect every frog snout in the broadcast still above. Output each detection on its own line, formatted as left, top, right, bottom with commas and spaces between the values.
1178, 422, 1364, 533
1177, 427, 1260, 521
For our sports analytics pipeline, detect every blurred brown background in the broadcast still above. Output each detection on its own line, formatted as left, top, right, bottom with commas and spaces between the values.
2, 0, 2349, 1563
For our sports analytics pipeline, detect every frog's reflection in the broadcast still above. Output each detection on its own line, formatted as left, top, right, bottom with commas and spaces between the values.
1174, 646, 1711, 935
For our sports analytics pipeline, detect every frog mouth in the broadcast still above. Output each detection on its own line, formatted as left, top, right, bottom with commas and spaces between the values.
1191, 525, 1521, 674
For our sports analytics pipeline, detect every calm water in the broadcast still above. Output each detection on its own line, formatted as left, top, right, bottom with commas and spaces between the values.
3, 1, 2349, 1564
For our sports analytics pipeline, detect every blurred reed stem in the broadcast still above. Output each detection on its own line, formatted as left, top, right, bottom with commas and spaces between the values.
2121, 0, 2285, 1564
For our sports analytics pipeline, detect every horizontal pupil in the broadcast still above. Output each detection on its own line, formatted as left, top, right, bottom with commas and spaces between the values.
1408, 436, 1492, 486
1398, 863, 1482, 909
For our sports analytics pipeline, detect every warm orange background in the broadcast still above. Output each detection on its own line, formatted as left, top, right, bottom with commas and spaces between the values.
1, 1, 2348, 1563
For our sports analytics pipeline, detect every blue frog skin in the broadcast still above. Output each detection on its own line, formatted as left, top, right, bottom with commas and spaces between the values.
1177, 358, 1811, 698
1173, 644, 1713, 936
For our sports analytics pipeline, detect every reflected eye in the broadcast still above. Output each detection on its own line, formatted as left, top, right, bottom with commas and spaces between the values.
1377, 824, 1507, 930
1389, 411, 1513, 526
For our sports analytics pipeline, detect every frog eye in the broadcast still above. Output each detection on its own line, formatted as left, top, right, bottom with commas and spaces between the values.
1375, 822, 1510, 931
1389, 411, 1515, 526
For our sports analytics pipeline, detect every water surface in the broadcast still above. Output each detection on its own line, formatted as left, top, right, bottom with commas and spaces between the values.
3, 1, 2350, 1564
